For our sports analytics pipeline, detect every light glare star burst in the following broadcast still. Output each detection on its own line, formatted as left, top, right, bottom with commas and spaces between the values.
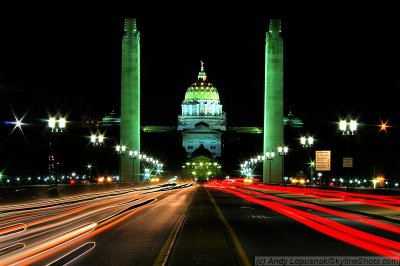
9, 110, 28, 138
378, 118, 391, 134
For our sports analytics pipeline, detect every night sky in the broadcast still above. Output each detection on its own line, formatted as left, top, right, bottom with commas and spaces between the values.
1, 5, 400, 177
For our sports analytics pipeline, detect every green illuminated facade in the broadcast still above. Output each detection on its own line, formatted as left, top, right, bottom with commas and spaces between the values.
178, 62, 226, 131
263, 19, 284, 184
121, 18, 140, 183
178, 62, 226, 158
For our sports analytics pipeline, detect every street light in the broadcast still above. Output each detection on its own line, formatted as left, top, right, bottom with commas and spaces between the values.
240, 154, 264, 180
339, 118, 357, 135
339, 117, 358, 189
116, 144, 126, 184
318, 172, 322, 185
86, 163, 93, 178
48, 115, 66, 187
265, 151, 275, 184
89, 133, 103, 179
90, 133, 104, 146
300, 135, 314, 185
48, 116, 66, 133
129, 150, 138, 184
277, 146, 288, 185
300, 136, 314, 147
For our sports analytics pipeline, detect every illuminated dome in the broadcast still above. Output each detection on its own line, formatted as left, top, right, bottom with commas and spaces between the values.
184, 63, 219, 101
178, 61, 226, 131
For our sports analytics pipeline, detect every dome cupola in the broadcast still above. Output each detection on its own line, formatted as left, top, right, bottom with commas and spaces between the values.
184, 61, 220, 102
178, 61, 226, 131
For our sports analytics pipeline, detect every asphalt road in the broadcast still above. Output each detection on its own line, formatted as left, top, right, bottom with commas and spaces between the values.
0, 182, 398, 266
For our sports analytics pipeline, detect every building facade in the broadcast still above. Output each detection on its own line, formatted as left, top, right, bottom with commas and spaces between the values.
178, 61, 226, 131
182, 123, 222, 157
178, 62, 226, 158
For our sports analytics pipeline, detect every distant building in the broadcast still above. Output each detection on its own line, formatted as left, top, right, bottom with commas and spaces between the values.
98, 63, 303, 163
178, 62, 226, 131
284, 111, 303, 128
182, 144, 222, 182
177, 62, 226, 158
101, 110, 120, 127
182, 122, 222, 157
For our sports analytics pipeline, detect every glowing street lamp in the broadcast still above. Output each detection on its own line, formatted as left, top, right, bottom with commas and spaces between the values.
87, 163, 93, 178
339, 117, 357, 189
266, 151, 275, 184
129, 150, 138, 184
116, 145, 126, 184
300, 135, 314, 185
90, 133, 104, 146
116, 145, 126, 154
48, 115, 66, 187
339, 118, 357, 135
48, 116, 66, 133
277, 146, 288, 185
300, 136, 314, 147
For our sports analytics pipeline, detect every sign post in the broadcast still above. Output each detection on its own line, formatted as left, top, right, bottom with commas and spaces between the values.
343, 157, 353, 168
316, 150, 331, 171
316, 150, 331, 186
343, 157, 353, 190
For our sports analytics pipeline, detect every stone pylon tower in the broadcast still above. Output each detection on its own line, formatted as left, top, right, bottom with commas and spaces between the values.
120, 18, 140, 183
263, 19, 284, 184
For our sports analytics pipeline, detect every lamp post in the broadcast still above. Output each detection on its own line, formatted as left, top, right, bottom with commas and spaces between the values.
300, 136, 314, 186
339, 117, 357, 190
318, 172, 322, 186
116, 145, 126, 185
277, 146, 288, 185
129, 150, 138, 185
86, 163, 93, 179
90, 133, 104, 179
266, 151, 275, 184
156, 163, 163, 178
48, 115, 66, 187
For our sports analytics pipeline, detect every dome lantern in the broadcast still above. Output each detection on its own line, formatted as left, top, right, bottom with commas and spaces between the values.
184, 61, 220, 102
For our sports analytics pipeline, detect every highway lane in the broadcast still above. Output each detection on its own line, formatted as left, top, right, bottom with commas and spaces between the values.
0, 183, 195, 266
1, 181, 399, 265
59, 184, 195, 266
203, 181, 399, 262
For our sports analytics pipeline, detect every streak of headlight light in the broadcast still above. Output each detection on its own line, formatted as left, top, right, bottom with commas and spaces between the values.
221, 187, 399, 259
0, 222, 97, 265
233, 187, 400, 234
11, 200, 151, 265
47, 242, 96, 266
0, 223, 27, 237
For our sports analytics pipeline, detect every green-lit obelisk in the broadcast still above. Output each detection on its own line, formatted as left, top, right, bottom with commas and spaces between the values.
263, 19, 283, 184
121, 18, 140, 184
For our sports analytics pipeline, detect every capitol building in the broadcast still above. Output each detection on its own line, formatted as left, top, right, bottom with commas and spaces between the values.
89, 61, 302, 178
95, 61, 302, 159
178, 62, 226, 158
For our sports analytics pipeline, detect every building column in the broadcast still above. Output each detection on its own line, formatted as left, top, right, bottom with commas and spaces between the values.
263, 19, 284, 184
121, 18, 140, 184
